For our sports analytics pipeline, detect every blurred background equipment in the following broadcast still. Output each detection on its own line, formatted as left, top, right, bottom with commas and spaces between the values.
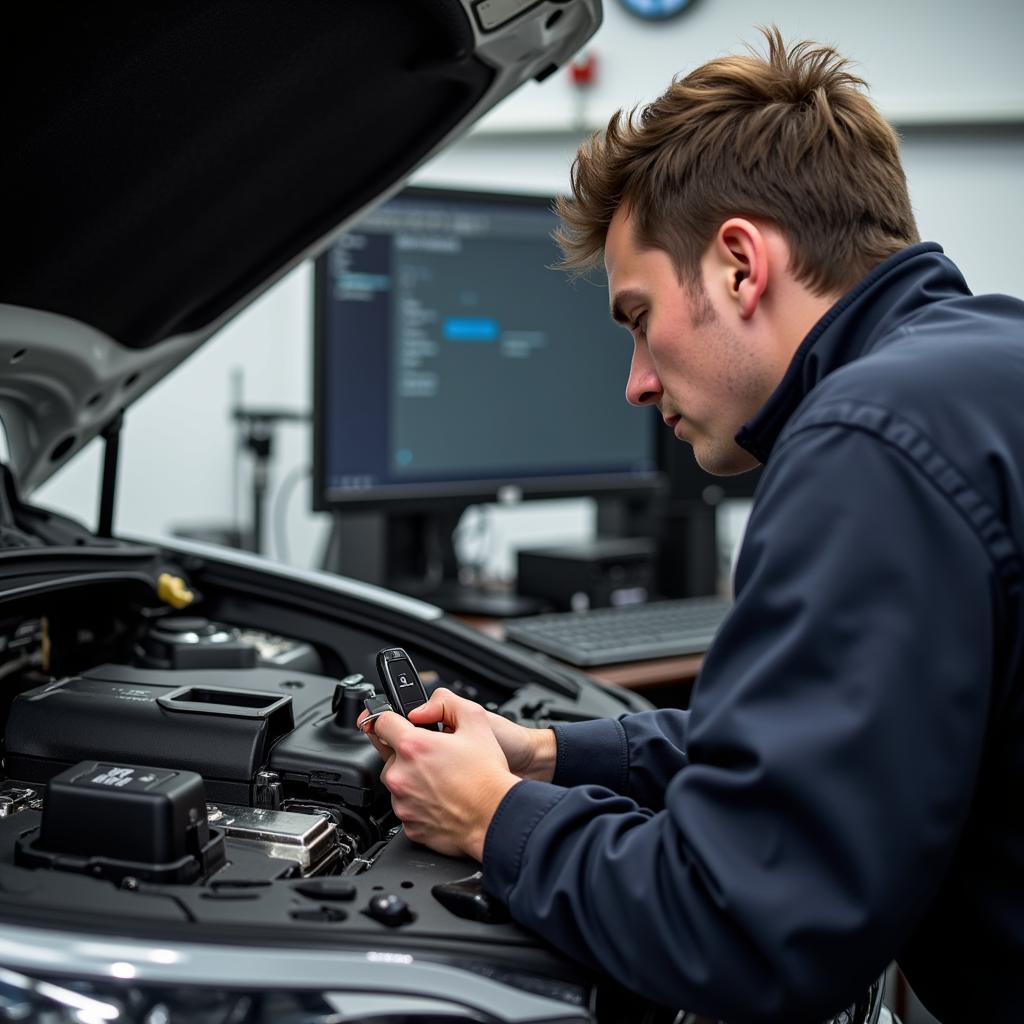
314, 186, 664, 614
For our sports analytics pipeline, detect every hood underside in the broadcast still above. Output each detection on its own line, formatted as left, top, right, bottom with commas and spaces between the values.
0, 0, 601, 494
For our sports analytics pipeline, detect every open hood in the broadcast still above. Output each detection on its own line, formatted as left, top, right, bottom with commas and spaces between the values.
0, 0, 600, 495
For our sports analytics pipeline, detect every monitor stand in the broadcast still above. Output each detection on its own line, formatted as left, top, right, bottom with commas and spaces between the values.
322, 509, 547, 618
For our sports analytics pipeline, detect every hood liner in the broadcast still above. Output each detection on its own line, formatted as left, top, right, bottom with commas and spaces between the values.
2, 1, 489, 350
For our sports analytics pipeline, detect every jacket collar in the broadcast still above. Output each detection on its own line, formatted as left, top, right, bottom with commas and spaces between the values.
735, 242, 970, 464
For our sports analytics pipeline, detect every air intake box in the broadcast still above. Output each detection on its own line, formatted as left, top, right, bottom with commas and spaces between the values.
5, 664, 383, 807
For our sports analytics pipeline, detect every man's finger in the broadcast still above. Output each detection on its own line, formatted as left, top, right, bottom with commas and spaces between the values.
373, 709, 417, 749
406, 693, 446, 726
356, 710, 392, 753
379, 751, 397, 788
356, 710, 382, 735
407, 688, 468, 731
363, 727, 392, 758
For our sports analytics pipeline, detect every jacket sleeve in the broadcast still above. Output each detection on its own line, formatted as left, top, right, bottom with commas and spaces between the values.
551, 709, 691, 812
482, 424, 998, 1023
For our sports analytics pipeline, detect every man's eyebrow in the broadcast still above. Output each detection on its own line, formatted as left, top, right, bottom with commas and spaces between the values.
610, 289, 646, 325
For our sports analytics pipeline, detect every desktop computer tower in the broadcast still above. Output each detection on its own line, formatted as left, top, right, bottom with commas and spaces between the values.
517, 537, 656, 611
650, 435, 761, 598
654, 499, 719, 598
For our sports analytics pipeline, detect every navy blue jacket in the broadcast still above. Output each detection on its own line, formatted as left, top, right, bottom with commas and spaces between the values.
482, 245, 1024, 1023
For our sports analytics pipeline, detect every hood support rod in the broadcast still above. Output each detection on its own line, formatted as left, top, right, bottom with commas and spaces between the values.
97, 411, 124, 538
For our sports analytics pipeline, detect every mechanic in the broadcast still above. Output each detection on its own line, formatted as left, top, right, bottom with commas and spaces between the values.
359, 29, 1024, 1024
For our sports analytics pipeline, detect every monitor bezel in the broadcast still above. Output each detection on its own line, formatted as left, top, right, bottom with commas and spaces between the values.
311, 184, 664, 514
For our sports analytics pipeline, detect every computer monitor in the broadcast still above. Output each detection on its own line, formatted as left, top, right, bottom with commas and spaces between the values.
313, 186, 662, 612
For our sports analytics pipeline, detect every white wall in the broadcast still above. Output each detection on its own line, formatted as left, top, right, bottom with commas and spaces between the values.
477, 0, 1024, 131
34, 1, 1024, 581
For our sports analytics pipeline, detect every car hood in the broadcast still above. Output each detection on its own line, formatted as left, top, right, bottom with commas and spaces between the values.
0, 1, 600, 495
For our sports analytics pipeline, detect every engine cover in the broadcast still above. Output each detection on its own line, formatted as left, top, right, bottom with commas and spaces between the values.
5, 664, 383, 807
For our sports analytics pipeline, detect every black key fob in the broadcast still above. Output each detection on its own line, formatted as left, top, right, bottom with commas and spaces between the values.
375, 647, 442, 731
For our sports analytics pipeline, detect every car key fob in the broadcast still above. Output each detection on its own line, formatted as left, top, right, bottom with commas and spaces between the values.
358, 692, 394, 732
375, 647, 442, 731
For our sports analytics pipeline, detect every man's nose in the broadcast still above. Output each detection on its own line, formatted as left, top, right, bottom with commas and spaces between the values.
625, 346, 662, 407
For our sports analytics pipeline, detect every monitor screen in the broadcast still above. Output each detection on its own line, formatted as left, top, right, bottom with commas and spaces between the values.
313, 187, 660, 511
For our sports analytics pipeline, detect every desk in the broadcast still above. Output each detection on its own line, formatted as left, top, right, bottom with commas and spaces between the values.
457, 615, 703, 700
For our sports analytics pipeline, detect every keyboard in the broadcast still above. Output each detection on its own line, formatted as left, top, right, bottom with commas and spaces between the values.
504, 596, 731, 667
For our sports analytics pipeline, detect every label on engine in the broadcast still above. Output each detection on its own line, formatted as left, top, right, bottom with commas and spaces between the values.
73, 764, 175, 791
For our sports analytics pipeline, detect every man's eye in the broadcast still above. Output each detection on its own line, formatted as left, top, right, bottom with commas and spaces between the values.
632, 314, 648, 337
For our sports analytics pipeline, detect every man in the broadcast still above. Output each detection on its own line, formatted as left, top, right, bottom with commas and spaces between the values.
360, 29, 1024, 1023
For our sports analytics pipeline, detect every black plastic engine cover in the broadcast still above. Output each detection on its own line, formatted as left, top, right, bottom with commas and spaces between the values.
15, 760, 225, 884
5, 664, 382, 805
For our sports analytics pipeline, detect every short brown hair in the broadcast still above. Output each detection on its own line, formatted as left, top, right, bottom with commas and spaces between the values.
555, 27, 919, 295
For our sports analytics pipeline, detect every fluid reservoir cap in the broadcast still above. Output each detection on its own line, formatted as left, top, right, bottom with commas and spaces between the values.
139, 617, 255, 670
332, 676, 377, 729
157, 573, 195, 609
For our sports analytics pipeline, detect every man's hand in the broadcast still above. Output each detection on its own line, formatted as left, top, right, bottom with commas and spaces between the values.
358, 688, 557, 784
368, 692, 521, 860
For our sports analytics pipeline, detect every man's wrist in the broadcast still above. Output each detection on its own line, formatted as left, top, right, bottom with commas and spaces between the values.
524, 727, 557, 783
467, 772, 518, 862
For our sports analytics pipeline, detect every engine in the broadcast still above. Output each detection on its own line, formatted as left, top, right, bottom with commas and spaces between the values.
0, 616, 404, 886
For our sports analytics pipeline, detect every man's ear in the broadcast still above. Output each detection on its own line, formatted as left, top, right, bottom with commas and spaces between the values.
713, 219, 769, 320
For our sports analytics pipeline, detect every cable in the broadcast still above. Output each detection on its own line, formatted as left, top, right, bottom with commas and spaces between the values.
272, 463, 311, 565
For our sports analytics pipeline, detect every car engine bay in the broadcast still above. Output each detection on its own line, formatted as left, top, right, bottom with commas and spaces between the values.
0, 539, 660, 1020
